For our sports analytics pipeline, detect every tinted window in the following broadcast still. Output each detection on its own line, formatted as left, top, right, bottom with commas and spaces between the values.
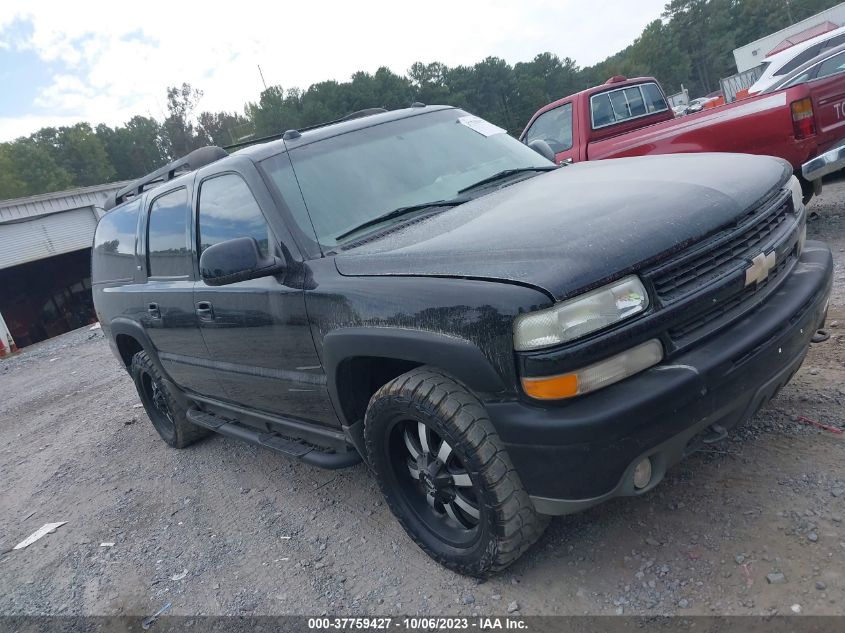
778, 45, 824, 76
816, 50, 845, 78
147, 188, 190, 277
93, 200, 140, 282
777, 35, 845, 76
524, 103, 573, 153
198, 174, 272, 257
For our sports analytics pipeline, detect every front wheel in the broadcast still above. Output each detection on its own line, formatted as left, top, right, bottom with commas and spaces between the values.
364, 367, 548, 576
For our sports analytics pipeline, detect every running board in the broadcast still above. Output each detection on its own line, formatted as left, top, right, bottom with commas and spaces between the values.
186, 408, 361, 469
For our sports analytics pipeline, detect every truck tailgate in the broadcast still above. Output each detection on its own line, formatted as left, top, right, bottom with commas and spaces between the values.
810, 73, 845, 153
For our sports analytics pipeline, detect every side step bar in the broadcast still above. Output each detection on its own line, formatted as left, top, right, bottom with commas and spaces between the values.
186, 408, 362, 470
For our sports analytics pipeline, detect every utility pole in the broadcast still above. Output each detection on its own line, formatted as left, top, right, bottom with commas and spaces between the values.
258, 65, 267, 91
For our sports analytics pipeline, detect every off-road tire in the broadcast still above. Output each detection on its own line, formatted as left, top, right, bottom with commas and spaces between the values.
364, 367, 549, 576
130, 350, 209, 448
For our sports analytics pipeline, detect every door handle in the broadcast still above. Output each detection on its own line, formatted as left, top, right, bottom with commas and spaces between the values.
147, 302, 161, 319
195, 301, 214, 322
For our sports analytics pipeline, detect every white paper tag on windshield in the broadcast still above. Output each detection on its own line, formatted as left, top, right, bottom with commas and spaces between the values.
457, 116, 506, 137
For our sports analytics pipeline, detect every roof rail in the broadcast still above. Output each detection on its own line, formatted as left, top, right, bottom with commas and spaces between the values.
223, 107, 390, 152
104, 145, 228, 210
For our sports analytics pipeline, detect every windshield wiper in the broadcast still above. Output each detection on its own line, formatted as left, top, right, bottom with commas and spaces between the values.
458, 166, 558, 194
335, 197, 470, 241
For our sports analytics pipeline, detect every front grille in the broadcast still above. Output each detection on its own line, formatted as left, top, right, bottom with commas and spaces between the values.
651, 191, 793, 303
668, 253, 794, 340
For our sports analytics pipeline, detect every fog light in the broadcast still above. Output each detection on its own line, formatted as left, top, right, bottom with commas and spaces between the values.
633, 458, 652, 490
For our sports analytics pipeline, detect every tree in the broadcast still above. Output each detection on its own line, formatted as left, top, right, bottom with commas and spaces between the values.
4, 139, 72, 196
0, 144, 27, 199
163, 83, 205, 158
409, 62, 451, 105
97, 116, 168, 180
197, 111, 252, 147
54, 123, 115, 186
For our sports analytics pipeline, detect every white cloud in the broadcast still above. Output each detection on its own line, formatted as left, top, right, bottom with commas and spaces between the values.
0, 0, 667, 141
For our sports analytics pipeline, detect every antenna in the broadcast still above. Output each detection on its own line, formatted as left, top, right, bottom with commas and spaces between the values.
258, 65, 267, 90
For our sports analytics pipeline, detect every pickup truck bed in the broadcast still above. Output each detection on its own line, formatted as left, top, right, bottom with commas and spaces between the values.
522, 75, 843, 197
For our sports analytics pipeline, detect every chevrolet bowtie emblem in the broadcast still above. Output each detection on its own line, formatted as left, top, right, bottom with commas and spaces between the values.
745, 251, 776, 286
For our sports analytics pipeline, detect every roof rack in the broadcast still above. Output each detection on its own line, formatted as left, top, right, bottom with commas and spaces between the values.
223, 107, 390, 151
104, 145, 228, 211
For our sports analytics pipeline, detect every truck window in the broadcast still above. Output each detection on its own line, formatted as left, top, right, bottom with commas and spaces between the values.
591, 82, 667, 129
147, 188, 190, 278
641, 83, 668, 113
524, 103, 573, 153
198, 173, 272, 257
93, 200, 140, 282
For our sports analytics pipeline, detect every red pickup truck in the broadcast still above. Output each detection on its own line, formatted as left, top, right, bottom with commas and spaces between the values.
521, 74, 845, 199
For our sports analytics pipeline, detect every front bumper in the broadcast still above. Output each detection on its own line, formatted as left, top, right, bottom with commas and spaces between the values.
487, 242, 833, 515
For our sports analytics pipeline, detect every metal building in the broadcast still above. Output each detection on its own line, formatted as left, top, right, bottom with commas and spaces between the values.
733, 2, 845, 73
0, 182, 127, 350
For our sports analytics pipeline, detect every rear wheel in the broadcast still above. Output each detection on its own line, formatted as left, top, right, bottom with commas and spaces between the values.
130, 350, 209, 448
364, 367, 548, 576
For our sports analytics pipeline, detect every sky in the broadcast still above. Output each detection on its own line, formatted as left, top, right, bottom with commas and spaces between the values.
0, 0, 668, 142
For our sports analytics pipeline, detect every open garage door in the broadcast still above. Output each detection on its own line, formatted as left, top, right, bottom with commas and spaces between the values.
0, 208, 98, 270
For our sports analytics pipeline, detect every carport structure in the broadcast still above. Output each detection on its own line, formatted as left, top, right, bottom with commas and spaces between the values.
0, 182, 127, 350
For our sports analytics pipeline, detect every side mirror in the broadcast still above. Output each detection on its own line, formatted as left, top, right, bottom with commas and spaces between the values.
528, 139, 556, 163
199, 237, 285, 286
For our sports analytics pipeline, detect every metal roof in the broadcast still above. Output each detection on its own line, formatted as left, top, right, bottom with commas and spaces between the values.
0, 181, 130, 225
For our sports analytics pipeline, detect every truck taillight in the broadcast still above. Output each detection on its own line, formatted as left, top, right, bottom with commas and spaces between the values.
791, 98, 816, 139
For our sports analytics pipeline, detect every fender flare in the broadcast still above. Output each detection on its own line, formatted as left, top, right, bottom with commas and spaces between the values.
322, 327, 507, 424
108, 318, 169, 379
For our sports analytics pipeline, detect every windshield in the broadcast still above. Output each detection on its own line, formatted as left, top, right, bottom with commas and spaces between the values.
261, 109, 552, 247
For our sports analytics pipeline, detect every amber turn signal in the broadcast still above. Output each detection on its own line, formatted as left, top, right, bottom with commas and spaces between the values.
521, 373, 579, 400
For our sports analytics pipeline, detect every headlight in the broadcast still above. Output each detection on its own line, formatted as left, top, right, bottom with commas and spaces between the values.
789, 176, 804, 213
513, 276, 649, 351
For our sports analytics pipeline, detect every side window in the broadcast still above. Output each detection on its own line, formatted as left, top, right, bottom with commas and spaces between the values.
524, 103, 573, 153
591, 93, 614, 127
641, 83, 668, 113
816, 51, 845, 79
198, 173, 272, 257
93, 200, 140, 282
147, 188, 190, 277
778, 45, 824, 76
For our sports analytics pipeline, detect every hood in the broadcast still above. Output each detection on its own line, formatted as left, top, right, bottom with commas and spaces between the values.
334, 153, 791, 300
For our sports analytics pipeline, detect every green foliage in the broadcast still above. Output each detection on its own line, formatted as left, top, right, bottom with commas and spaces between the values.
2, 0, 842, 200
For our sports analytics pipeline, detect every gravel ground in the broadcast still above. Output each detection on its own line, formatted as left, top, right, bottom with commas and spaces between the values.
1, 180, 844, 619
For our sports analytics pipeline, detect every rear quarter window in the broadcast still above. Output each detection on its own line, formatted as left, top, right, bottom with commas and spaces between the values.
93, 200, 140, 283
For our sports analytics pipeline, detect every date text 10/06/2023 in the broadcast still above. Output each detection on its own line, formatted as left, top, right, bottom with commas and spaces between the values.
307, 617, 528, 630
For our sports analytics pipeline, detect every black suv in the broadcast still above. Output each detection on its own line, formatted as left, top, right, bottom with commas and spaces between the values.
92, 105, 833, 576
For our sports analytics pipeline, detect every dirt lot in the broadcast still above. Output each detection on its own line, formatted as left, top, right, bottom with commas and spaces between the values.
1, 181, 844, 619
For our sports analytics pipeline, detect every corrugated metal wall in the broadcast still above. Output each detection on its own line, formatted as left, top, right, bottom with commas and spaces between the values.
0, 208, 99, 269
